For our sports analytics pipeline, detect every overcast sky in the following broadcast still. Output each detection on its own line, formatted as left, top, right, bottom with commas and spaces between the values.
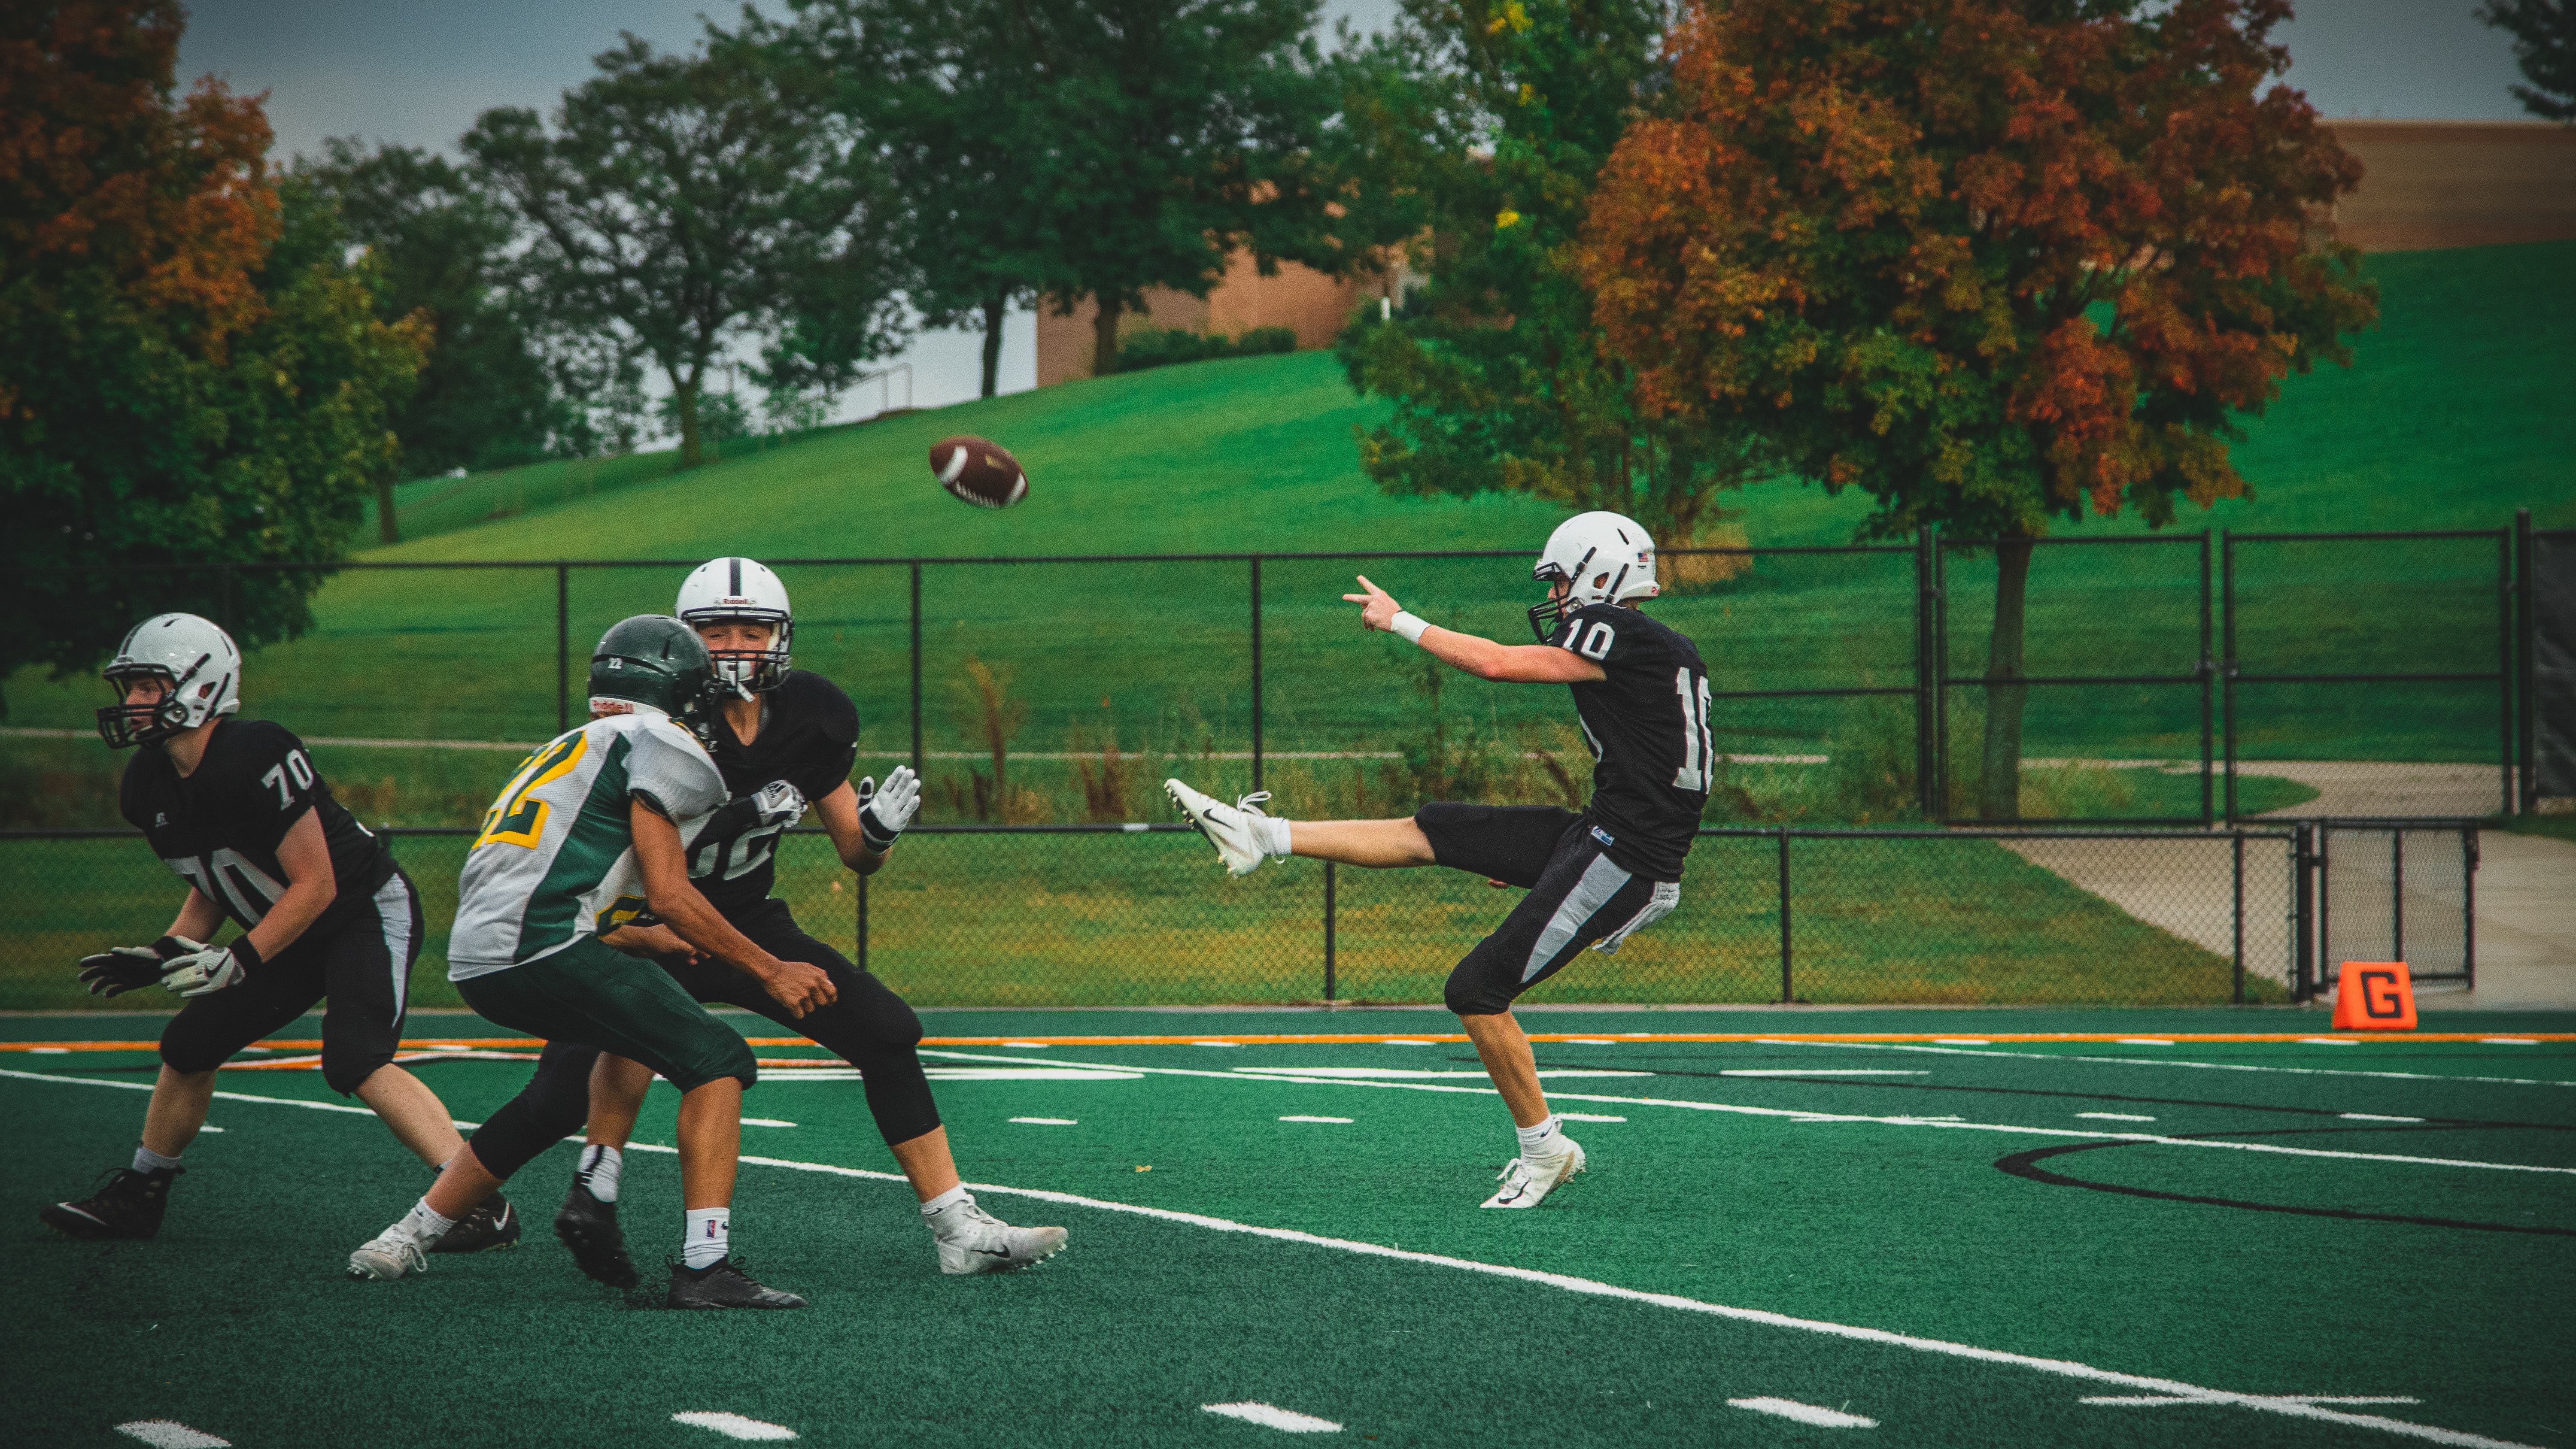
175, 0, 2537, 422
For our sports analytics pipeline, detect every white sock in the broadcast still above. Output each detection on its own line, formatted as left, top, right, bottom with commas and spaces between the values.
683, 1206, 731, 1269
577, 1144, 623, 1203
1256, 815, 1293, 856
1516, 1115, 1563, 1157
920, 1185, 971, 1228
134, 1145, 182, 1175
397, 1197, 456, 1247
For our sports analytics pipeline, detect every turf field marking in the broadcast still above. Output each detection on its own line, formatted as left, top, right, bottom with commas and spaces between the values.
2083, 1396, 2422, 1407
1280, 1115, 1354, 1123
1194, 1040, 1244, 1047
742, 1118, 797, 1128
2484, 1038, 2539, 1045
9, 1071, 2536, 1449
113, 1421, 230, 1448
1935, 1038, 1991, 1045
1728, 1398, 1877, 1428
2300, 1038, 2363, 1046
916, 1052, 2576, 1176
2119, 1038, 2175, 1046
1000, 1041, 1049, 1048
30, 1046, 66, 1054
1719, 1069, 1926, 1077
1239, 1067, 1650, 1079
2078, 1113, 2157, 1122
1201, 1402, 1343, 1432
1564, 1038, 1618, 1045
671, 1410, 798, 1440
1010, 1116, 1078, 1124
1559, 1113, 1627, 1122
1382, 1039, 1434, 1046
1754, 1039, 2576, 1089
2342, 1113, 2427, 1122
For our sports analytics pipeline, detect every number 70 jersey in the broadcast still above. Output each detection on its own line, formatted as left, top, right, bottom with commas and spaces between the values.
446, 710, 728, 982
1547, 601, 1714, 882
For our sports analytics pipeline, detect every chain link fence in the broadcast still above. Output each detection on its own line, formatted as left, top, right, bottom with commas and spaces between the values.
5, 821, 2390, 1012
2, 521, 2543, 834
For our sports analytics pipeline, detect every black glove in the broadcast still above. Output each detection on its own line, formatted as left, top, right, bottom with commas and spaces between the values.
78, 935, 198, 998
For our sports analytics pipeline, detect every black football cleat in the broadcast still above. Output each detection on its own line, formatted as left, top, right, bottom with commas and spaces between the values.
665, 1256, 807, 1310
554, 1181, 638, 1289
431, 1191, 521, 1254
40, 1167, 180, 1240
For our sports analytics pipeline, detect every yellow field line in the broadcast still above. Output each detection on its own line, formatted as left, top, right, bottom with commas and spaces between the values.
2, 1031, 2566, 1052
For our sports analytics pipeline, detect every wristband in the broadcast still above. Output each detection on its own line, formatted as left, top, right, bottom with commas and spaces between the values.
1389, 611, 1430, 644
226, 934, 264, 977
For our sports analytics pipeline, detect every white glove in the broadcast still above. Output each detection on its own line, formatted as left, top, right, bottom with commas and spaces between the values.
857, 766, 920, 852
161, 938, 259, 997
750, 778, 808, 828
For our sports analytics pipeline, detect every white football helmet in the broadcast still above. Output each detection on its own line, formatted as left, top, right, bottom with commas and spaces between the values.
1529, 511, 1658, 640
675, 557, 793, 692
97, 612, 242, 748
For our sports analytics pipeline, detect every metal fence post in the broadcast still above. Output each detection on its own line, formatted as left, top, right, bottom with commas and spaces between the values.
2499, 527, 2516, 815
2293, 822, 2317, 1002
2220, 531, 2237, 823
2198, 531, 2214, 827
1930, 534, 1949, 819
2230, 828, 2245, 1005
1250, 555, 1264, 792
2518, 508, 2537, 812
2391, 830, 2405, 966
2464, 825, 2478, 991
1915, 529, 1936, 821
1777, 827, 1793, 1004
556, 564, 571, 735
1322, 859, 1336, 1002
908, 561, 923, 776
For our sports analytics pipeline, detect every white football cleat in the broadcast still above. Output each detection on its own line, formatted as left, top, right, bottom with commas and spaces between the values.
1480, 1136, 1586, 1209
347, 1228, 430, 1281
932, 1198, 1069, 1276
1164, 778, 1273, 878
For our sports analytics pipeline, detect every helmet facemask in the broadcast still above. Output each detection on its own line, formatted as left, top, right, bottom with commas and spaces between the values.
97, 667, 190, 749
681, 610, 792, 696
675, 558, 793, 695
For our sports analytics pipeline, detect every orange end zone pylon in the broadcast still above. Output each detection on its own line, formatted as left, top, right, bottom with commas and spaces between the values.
2331, 961, 2418, 1031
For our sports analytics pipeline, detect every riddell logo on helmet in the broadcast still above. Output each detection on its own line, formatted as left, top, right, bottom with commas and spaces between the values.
719, 596, 753, 605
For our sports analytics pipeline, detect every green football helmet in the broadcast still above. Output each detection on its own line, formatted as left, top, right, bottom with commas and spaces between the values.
589, 615, 724, 743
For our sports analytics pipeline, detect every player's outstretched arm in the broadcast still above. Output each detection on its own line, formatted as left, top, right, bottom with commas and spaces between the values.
1343, 575, 1606, 685
629, 798, 835, 1017
814, 768, 917, 876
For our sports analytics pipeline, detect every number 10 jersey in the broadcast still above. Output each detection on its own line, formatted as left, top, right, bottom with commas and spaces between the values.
1546, 602, 1715, 881
447, 710, 727, 981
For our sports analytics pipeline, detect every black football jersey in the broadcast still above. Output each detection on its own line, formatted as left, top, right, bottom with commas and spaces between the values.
691, 669, 861, 909
1546, 602, 1714, 880
118, 719, 398, 935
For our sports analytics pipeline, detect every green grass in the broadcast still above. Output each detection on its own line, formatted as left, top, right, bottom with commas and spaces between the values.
4, 242, 2565, 774
1, 822, 2304, 1012
5, 1017, 2570, 1447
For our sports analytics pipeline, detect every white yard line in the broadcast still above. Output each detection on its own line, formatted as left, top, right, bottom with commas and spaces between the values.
1202, 1402, 1344, 1433
1729, 1398, 1877, 1428
914, 1051, 2576, 1176
114, 1423, 231, 1449
671, 1410, 799, 1440
1748, 1038, 2576, 1089
3, 1067, 2535, 1449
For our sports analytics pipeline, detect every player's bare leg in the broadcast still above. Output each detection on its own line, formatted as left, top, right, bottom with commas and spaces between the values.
1287, 818, 1437, 868
1166, 778, 1437, 875
675, 1076, 740, 1211
1460, 1011, 1551, 1128
139, 1065, 218, 1158
352, 1063, 466, 1166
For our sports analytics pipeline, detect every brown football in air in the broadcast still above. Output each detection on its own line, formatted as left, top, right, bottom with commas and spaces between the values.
929, 435, 1028, 509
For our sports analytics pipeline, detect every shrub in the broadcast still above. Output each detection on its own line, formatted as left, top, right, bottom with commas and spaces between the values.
1115, 325, 1297, 373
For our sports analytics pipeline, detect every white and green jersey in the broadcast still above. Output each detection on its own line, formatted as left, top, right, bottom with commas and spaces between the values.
447, 708, 727, 981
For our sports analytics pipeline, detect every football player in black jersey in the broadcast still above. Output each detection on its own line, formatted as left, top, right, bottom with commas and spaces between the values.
39, 613, 516, 1249
461, 559, 1064, 1288
1167, 512, 1711, 1210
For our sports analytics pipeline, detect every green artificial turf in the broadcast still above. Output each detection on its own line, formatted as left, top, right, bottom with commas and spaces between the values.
6, 1011, 2571, 1448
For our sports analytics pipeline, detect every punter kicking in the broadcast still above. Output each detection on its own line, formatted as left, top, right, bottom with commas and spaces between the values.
527, 558, 1063, 1286
41, 614, 511, 1249
1166, 512, 1712, 1209
346, 615, 823, 1308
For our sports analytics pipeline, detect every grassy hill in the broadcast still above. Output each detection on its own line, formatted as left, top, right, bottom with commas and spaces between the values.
3, 240, 2565, 830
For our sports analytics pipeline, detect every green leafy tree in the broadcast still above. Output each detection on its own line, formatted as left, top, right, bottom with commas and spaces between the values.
301, 139, 565, 523
1333, 0, 1760, 551
1, 0, 427, 714
464, 26, 902, 467
1025, 0, 1353, 378
793, 0, 1062, 397
1582, 0, 2376, 817
2479, 0, 2575, 121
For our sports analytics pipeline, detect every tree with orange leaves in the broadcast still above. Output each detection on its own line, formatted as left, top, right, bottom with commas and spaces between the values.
0, 0, 427, 712
1580, 0, 2376, 817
